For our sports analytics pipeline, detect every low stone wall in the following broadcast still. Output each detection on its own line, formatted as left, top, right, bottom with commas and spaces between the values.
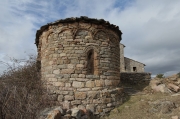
120, 72, 151, 84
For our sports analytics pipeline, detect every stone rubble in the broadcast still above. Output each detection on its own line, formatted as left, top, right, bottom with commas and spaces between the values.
150, 74, 180, 94
39, 106, 96, 119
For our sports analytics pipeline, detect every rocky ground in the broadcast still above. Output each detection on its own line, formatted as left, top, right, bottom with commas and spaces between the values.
38, 74, 180, 119
105, 74, 180, 119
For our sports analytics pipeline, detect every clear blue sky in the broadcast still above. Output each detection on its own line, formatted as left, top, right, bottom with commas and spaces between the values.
0, 0, 180, 76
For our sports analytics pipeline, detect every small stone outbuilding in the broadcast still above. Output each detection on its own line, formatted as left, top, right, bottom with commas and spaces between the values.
35, 16, 123, 116
120, 43, 145, 72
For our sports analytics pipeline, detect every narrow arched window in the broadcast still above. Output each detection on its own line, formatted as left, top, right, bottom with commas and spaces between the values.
87, 49, 94, 74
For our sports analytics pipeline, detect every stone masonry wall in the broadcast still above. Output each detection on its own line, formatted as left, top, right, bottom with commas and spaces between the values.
35, 17, 123, 116
124, 57, 145, 72
120, 72, 151, 84
119, 43, 125, 72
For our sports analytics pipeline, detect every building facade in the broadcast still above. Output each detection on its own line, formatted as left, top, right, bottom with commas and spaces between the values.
120, 43, 145, 72
35, 16, 123, 115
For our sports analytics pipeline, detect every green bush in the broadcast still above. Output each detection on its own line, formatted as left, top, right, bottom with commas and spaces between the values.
156, 74, 164, 78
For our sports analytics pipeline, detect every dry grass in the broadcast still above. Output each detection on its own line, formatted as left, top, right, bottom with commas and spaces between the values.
0, 55, 50, 119
105, 86, 180, 119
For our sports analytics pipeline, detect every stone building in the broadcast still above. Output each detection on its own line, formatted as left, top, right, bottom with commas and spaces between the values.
35, 16, 123, 116
120, 43, 145, 72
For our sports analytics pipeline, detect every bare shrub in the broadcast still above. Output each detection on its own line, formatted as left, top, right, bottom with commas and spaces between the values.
177, 72, 180, 78
0, 55, 48, 119
156, 74, 164, 78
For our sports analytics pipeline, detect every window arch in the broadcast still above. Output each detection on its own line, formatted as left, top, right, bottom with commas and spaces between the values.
84, 46, 99, 75
87, 49, 94, 74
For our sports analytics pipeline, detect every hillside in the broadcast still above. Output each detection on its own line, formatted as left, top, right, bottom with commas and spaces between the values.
105, 74, 180, 119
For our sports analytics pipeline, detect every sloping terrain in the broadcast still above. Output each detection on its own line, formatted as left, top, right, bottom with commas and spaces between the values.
105, 74, 180, 119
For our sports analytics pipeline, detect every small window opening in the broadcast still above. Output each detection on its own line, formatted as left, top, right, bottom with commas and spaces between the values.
125, 66, 126, 71
133, 67, 137, 72
87, 49, 94, 74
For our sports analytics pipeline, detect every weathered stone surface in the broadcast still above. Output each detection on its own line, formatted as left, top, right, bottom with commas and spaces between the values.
76, 78, 89, 82
72, 81, 84, 88
36, 17, 123, 117
75, 92, 87, 99
57, 95, 63, 101
61, 69, 74, 74
101, 98, 112, 103
53, 82, 65, 87
76, 64, 84, 68
71, 107, 82, 119
67, 64, 74, 69
48, 78, 57, 82
77, 88, 91, 92
64, 95, 74, 101
71, 100, 81, 105
121, 72, 151, 84
39, 106, 63, 119
171, 116, 179, 119
63, 101, 71, 109
86, 81, 95, 88
78, 74, 85, 78
95, 80, 104, 87
87, 91, 98, 99
105, 80, 120, 86
53, 69, 60, 74
86, 104, 95, 113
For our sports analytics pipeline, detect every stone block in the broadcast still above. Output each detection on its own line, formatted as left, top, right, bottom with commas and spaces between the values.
76, 64, 84, 68
107, 76, 119, 80
87, 91, 98, 99
61, 69, 74, 74
58, 78, 69, 82
76, 78, 89, 82
60, 53, 66, 57
92, 87, 103, 91
86, 81, 95, 88
58, 64, 67, 69
77, 88, 91, 91
101, 98, 112, 103
64, 95, 74, 101
63, 101, 71, 109
95, 80, 104, 87
53, 82, 65, 87
105, 80, 120, 86
65, 83, 71, 87
64, 74, 71, 78
75, 92, 86, 99
72, 81, 84, 88
48, 78, 57, 82
67, 64, 75, 69
57, 95, 64, 101
86, 75, 94, 79
71, 74, 79, 78
86, 104, 95, 113
78, 74, 85, 78
93, 99, 101, 104
71, 100, 81, 105
107, 103, 115, 107
103, 107, 113, 113
100, 90, 110, 97
53, 69, 60, 74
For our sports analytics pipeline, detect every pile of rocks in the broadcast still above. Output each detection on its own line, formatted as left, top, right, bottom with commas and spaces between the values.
150, 74, 180, 93
39, 106, 95, 119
